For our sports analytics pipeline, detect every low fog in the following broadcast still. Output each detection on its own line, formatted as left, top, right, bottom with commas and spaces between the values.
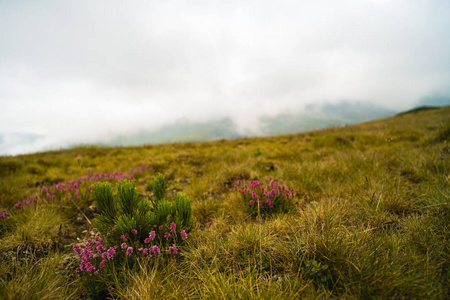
1, 0, 450, 155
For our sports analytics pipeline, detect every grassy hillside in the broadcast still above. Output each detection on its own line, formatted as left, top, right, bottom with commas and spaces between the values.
0, 106, 449, 299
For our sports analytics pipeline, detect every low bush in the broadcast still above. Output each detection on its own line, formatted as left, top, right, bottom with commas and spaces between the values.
73, 175, 194, 298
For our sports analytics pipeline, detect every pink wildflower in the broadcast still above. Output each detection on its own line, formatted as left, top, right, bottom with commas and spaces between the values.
180, 230, 188, 240
99, 260, 107, 268
149, 230, 156, 240
149, 245, 160, 257
106, 247, 116, 260
73, 244, 82, 256
168, 246, 179, 255
131, 229, 137, 235
121, 243, 127, 249
164, 232, 172, 240
170, 223, 176, 233
126, 247, 133, 256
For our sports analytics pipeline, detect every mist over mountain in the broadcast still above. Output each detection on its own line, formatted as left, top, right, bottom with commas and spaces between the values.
2, 100, 448, 156
0, 133, 43, 156
106, 118, 241, 146
260, 101, 396, 136
416, 95, 450, 107
98, 101, 397, 147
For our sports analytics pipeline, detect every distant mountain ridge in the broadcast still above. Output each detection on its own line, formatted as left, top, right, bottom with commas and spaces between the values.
2, 99, 448, 156
106, 101, 397, 146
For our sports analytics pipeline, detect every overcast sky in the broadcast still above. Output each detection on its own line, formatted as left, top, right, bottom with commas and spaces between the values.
1, 0, 450, 155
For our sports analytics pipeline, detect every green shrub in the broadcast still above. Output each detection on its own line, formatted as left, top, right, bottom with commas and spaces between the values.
147, 173, 166, 203
75, 176, 194, 297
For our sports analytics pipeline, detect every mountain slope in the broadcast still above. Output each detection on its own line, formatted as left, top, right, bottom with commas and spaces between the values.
0, 106, 449, 299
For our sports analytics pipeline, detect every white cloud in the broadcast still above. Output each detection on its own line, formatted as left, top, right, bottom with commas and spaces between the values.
1, 0, 449, 154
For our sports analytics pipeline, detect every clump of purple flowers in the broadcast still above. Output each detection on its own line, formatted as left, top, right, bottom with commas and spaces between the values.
10, 166, 151, 214
74, 226, 189, 280
235, 178, 295, 215
73, 238, 117, 277
0, 210, 8, 219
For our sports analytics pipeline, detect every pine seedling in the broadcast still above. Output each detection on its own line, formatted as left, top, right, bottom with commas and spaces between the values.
92, 182, 117, 233
117, 179, 140, 216
147, 173, 166, 203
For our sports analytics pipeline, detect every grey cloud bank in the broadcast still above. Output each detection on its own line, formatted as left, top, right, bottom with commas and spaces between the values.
1, 0, 450, 155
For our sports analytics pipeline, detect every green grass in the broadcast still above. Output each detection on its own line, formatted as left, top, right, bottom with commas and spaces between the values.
0, 106, 449, 299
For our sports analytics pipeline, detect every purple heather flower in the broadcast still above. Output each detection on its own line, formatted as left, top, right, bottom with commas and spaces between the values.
131, 229, 137, 235
99, 260, 107, 268
164, 232, 172, 240
121, 243, 127, 249
106, 247, 116, 260
126, 247, 133, 256
249, 200, 254, 205
144, 238, 150, 244
180, 229, 188, 240
170, 223, 176, 233
168, 246, 179, 255
149, 230, 156, 240
94, 236, 102, 244
73, 244, 82, 256
97, 244, 104, 252
149, 245, 160, 257
83, 244, 92, 260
